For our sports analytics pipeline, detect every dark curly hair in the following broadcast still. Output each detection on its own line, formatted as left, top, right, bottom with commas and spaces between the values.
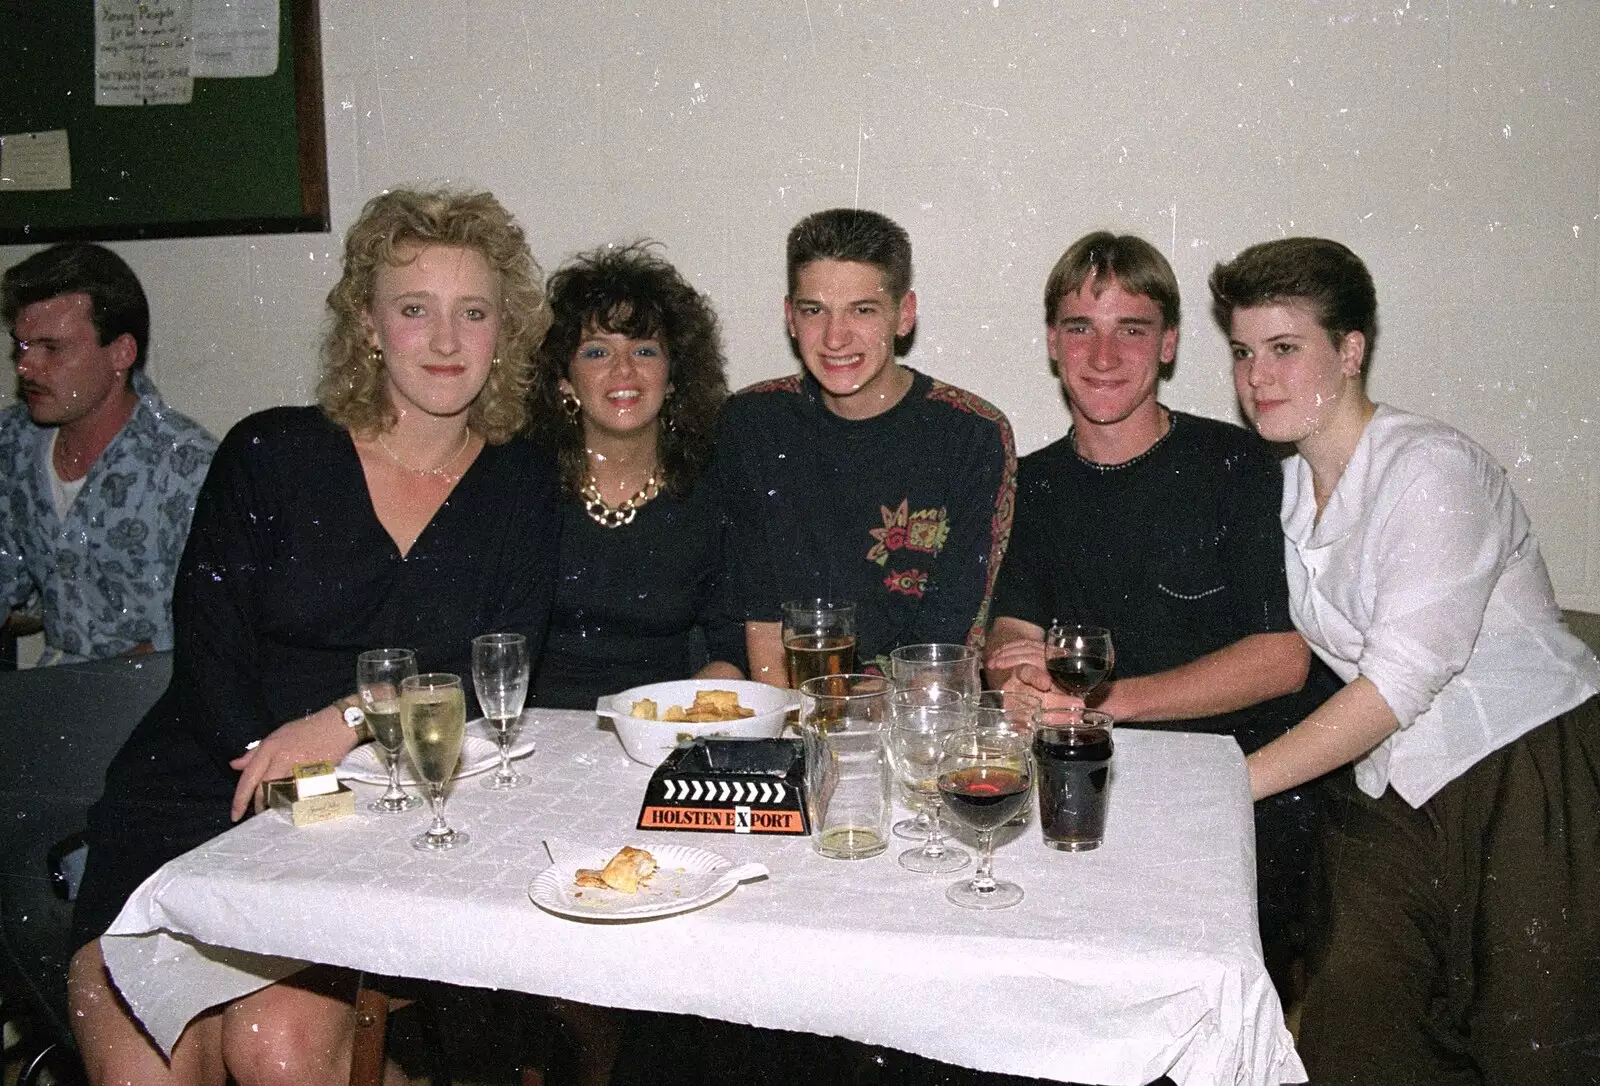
529, 243, 728, 496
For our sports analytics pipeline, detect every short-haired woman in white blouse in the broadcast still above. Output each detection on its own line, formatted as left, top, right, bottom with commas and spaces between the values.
1211, 237, 1600, 1086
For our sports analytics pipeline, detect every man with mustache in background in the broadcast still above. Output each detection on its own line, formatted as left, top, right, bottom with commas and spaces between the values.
2, 242, 215, 666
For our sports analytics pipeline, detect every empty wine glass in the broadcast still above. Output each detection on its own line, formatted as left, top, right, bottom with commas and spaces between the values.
400, 672, 469, 852
472, 632, 530, 790
972, 689, 1042, 737
937, 724, 1033, 910
888, 691, 970, 874
887, 644, 977, 840
358, 648, 421, 814
888, 643, 981, 700
1044, 625, 1115, 700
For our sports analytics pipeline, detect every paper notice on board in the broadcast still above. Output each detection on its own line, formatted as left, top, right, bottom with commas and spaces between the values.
192, 0, 279, 77
96, 0, 196, 106
0, 131, 73, 191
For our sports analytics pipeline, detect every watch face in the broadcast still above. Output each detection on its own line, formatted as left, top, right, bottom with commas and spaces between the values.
343, 705, 366, 728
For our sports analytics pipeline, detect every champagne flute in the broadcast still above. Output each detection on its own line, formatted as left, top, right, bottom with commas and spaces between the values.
1044, 625, 1115, 699
472, 632, 530, 790
358, 648, 421, 814
937, 724, 1033, 910
888, 691, 970, 874
400, 672, 469, 852
782, 599, 857, 688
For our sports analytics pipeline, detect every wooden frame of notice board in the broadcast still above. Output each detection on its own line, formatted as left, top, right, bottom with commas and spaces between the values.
0, 0, 328, 243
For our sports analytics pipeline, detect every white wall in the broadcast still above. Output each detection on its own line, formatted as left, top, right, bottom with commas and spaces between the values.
5, 1, 1597, 609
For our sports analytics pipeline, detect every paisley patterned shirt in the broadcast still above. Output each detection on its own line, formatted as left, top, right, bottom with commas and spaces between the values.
0, 370, 216, 664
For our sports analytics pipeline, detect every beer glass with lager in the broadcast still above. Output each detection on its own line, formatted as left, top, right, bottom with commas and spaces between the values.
782, 599, 857, 688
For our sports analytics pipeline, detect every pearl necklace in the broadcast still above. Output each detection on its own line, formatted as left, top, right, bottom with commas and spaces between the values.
581, 472, 659, 528
375, 430, 471, 480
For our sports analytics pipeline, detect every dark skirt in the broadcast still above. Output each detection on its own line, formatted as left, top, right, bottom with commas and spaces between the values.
1299, 696, 1600, 1085
71, 706, 238, 949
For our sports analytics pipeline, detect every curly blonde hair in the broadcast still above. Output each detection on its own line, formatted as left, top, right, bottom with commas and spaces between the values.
318, 187, 550, 444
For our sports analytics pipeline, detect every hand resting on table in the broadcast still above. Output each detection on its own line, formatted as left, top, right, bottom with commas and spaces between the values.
228, 704, 363, 820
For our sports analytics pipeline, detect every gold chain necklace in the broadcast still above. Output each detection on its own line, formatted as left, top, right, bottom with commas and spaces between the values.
581, 471, 659, 528
375, 430, 471, 480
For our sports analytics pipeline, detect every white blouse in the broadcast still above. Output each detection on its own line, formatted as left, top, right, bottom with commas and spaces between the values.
1282, 405, 1600, 806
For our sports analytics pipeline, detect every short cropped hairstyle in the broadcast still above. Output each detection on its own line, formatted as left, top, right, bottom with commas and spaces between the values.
786, 208, 913, 302
318, 187, 549, 444
1043, 231, 1180, 328
1207, 237, 1378, 367
529, 243, 729, 497
2, 242, 151, 371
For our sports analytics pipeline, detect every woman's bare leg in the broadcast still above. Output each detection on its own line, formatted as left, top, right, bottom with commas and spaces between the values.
219, 967, 408, 1086
67, 939, 225, 1086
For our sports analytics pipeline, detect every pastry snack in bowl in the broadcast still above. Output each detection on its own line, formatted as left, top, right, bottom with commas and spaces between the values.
630, 689, 756, 723
597, 678, 800, 765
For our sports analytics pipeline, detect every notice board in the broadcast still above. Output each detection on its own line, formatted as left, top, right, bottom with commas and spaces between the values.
0, 0, 328, 243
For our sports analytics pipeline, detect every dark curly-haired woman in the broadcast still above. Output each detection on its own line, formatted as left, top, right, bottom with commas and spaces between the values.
527, 243, 744, 708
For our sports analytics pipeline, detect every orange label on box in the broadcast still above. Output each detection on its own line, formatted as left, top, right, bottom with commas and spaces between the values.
639, 805, 805, 833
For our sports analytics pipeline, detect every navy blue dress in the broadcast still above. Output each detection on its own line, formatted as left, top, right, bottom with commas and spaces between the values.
73, 407, 561, 944
533, 470, 744, 710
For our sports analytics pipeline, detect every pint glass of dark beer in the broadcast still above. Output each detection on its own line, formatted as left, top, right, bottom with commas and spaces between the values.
1033, 707, 1114, 851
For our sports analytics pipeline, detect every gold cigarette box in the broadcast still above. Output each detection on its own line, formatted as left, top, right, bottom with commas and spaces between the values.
263, 777, 356, 826
292, 760, 340, 799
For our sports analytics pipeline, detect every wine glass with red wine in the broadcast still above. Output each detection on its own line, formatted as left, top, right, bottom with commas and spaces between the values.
936, 724, 1033, 910
1044, 625, 1115, 699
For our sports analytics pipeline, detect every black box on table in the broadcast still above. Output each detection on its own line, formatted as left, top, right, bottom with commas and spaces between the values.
636, 737, 810, 835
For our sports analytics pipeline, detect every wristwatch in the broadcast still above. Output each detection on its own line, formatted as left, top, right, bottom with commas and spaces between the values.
341, 698, 369, 740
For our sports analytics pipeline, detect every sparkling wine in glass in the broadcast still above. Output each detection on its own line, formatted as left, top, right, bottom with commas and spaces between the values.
1044, 625, 1115, 699
782, 599, 858, 689
401, 672, 469, 852
358, 648, 421, 814
888, 692, 970, 874
937, 725, 1033, 910
472, 632, 530, 790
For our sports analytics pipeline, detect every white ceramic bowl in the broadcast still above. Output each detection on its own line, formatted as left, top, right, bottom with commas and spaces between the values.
596, 679, 799, 766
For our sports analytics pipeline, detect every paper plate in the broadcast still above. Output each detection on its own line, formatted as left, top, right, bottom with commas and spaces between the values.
529, 842, 767, 921
339, 714, 535, 786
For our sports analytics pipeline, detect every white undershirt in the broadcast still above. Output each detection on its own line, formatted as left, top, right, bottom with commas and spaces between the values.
47, 430, 88, 519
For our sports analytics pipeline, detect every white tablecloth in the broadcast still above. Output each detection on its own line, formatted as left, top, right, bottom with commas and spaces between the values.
102, 711, 1306, 1085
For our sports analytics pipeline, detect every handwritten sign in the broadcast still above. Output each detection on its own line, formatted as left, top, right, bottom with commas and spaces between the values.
0, 131, 73, 191
192, 0, 279, 77
96, 0, 195, 107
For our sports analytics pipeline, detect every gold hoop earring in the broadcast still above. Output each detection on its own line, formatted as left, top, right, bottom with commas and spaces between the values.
491, 356, 502, 368
562, 389, 582, 422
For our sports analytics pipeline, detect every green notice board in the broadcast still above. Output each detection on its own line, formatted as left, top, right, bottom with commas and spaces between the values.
0, 0, 328, 242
